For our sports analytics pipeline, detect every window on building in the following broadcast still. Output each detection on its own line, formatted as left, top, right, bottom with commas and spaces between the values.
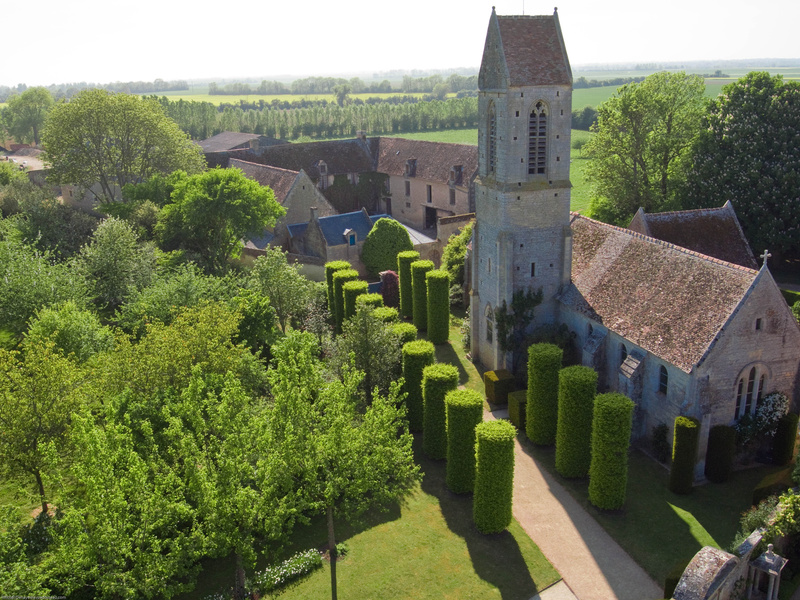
449, 188, 456, 205
427, 185, 432, 203
349, 234, 356, 246
735, 378, 744, 417
530, 262, 536, 277
620, 344, 628, 364
659, 366, 668, 395
744, 367, 757, 415
528, 101, 548, 175
736, 366, 769, 419
405, 180, 411, 196
756, 318, 762, 331
488, 102, 497, 173
486, 305, 494, 344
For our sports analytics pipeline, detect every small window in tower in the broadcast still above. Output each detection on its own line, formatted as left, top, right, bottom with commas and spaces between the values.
756, 318, 762, 330
488, 258, 492, 274
405, 181, 410, 196
659, 366, 669, 394
427, 185, 432, 203
520, 244, 524, 248
449, 188, 456, 205
560, 110, 563, 115
530, 262, 536, 277
557, 91, 560, 97
516, 111, 519, 117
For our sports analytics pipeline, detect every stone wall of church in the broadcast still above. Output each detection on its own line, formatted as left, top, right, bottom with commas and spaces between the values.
275, 172, 336, 248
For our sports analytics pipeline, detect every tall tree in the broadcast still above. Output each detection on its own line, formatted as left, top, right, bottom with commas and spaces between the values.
1, 87, 53, 146
585, 72, 705, 225
248, 247, 316, 332
42, 89, 205, 203
682, 72, 800, 261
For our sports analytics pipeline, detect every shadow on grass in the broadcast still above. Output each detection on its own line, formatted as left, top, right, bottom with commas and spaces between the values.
416, 438, 543, 600
433, 341, 473, 389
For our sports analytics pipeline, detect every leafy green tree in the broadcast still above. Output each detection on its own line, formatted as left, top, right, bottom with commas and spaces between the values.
682, 72, 800, 260
333, 83, 352, 107
441, 222, 473, 287
586, 72, 705, 225
248, 247, 316, 332
1, 87, 53, 145
157, 168, 285, 273
361, 218, 413, 277
24, 301, 113, 363
0, 160, 26, 188
0, 506, 50, 597
42, 89, 205, 203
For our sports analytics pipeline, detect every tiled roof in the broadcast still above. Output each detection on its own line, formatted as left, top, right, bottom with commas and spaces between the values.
495, 13, 571, 87
198, 132, 260, 153
247, 139, 374, 178
287, 222, 308, 239
230, 158, 298, 204
561, 214, 758, 373
628, 202, 758, 270
375, 138, 478, 186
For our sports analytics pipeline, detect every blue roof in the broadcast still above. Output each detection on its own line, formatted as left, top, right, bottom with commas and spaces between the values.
245, 229, 275, 250
287, 222, 308, 239
316, 211, 389, 247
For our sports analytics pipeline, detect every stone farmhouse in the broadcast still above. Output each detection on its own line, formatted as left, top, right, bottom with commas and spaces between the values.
469, 8, 800, 477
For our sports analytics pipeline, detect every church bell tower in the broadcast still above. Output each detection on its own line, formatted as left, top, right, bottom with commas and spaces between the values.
471, 8, 573, 371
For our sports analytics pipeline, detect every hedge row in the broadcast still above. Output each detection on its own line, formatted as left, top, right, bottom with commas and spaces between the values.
555, 365, 597, 478
392, 322, 418, 345
588, 393, 635, 509
343, 280, 369, 321
422, 364, 460, 459
704, 425, 736, 483
508, 390, 527, 429
397, 251, 420, 319
325, 261, 351, 312
332, 268, 359, 333
473, 420, 517, 534
484, 369, 514, 406
426, 270, 450, 345
773, 413, 799, 466
526, 343, 563, 446
401, 340, 435, 432
411, 260, 435, 331
669, 416, 700, 494
445, 389, 484, 494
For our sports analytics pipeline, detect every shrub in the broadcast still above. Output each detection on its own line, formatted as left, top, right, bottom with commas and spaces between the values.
651, 423, 670, 463
555, 366, 597, 478
473, 420, 517, 534
343, 279, 369, 321
460, 306, 471, 351
508, 390, 527, 429
736, 391, 789, 447
325, 260, 351, 311
426, 270, 450, 344
373, 306, 399, 323
441, 222, 472, 287
729, 495, 780, 551
526, 343, 563, 445
250, 549, 323, 594
484, 369, 514, 406
355, 292, 383, 310
773, 412, 799, 466
392, 322, 418, 345
361, 217, 413, 277
422, 364, 460, 459
445, 389, 484, 493
332, 268, 359, 332
402, 340, 435, 432
669, 416, 700, 494
380, 270, 399, 308
397, 250, 420, 319
589, 393, 635, 510
411, 260, 434, 331
704, 425, 736, 483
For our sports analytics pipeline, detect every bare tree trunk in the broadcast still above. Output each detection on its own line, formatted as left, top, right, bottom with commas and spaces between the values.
34, 470, 48, 517
327, 505, 338, 600
234, 552, 246, 600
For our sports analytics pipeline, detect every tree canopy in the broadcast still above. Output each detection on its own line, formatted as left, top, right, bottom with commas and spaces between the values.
360, 217, 413, 277
585, 72, 705, 225
42, 89, 205, 203
681, 72, 800, 260
1, 87, 54, 146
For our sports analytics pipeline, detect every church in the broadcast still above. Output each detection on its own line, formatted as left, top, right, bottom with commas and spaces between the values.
469, 8, 800, 476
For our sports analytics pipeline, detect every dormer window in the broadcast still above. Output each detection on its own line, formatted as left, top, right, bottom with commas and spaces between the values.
344, 228, 356, 246
450, 165, 463, 185
405, 158, 417, 177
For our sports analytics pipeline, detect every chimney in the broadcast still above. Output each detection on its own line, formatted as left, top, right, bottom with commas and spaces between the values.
310, 206, 319, 221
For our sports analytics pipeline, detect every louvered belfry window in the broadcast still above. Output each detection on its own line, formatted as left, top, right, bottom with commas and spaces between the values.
529, 102, 547, 175
488, 103, 497, 173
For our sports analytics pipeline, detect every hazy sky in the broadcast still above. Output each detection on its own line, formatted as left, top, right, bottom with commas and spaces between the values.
3, 0, 798, 87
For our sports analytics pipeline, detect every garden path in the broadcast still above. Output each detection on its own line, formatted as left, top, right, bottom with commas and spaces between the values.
484, 407, 663, 600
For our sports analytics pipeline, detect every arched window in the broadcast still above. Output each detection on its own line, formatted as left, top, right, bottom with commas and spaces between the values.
735, 366, 769, 419
659, 366, 669, 395
488, 102, 497, 174
735, 378, 744, 417
485, 305, 494, 344
620, 343, 628, 365
744, 367, 757, 415
528, 101, 547, 175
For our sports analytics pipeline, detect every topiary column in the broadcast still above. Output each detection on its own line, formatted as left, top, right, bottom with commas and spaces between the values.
325, 261, 351, 311
773, 413, 799, 466
397, 251, 420, 320
704, 425, 736, 483
526, 343, 563, 446
411, 260, 434, 331
343, 279, 369, 321
589, 393, 635, 510
356, 293, 383, 311
669, 416, 700, 494
555, 365, 597, 478
332, 268, 359, 333
445, 389, 484, 494
422, 364, 459, 459
401, 340, 435, 432
426, 270, 450, 345
392, 322, 418, 345
380, 270, 399, 308
473, 419, 517, 534
373, 306, 399, 323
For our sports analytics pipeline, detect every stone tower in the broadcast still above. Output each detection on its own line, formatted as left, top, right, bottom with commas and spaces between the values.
470, 8, 573, 371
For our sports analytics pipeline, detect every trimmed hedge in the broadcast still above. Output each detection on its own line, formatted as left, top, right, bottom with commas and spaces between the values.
356, 292, 384, 310
422, 364, 460, 459
669, 416, 700, 495
484, 369, 514, 406
397, 251, 420, 319
401, 340, 435, 432
380, 270, 399, 308
555, 366, 597, 478
343, 279, 369, 321
588, 393, 635, 510
332, 268, 359, 333
526, 343, 563, 446
773, 412, 799, 466
445, 389, 484, 493
508, 390, 527, 429
411, 260, 435, 331
473, 419, 517, 534
325, 261, 351, 311
704, 425, 736, 483
373, 306, 399, 323
392, 322, 418, 345
426, 270, 451, 345
361, 217, 413, 277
